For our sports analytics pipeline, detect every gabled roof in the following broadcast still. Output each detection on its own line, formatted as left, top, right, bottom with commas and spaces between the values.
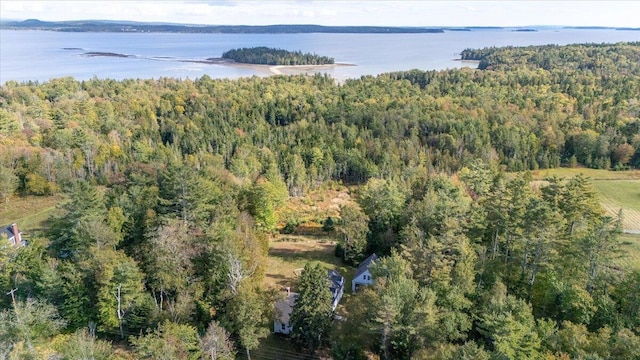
0, 224, 18, 240
275, 292, 298, 324
328, 269, 344, 290
354, 253, 378, 278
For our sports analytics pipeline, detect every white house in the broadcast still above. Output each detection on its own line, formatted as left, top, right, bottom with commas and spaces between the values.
352, 253, 378, 292
1, 223, 24, 246
274, 289, 297, 335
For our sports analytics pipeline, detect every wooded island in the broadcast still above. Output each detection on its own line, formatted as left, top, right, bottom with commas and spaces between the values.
221, 46, 335, 65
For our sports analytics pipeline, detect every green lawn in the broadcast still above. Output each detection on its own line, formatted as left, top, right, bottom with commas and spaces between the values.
530, 167, 640, 181
591, 180, 640, 230
265, 233, 351, 291
245, 333, 323, 360
591, 179, 640, 210
616, 233, 640, 272
527, 168, 640, 231
0, 195, 64, 235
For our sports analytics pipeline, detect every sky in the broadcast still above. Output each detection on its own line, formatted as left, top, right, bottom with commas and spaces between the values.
1, 1, 639, 28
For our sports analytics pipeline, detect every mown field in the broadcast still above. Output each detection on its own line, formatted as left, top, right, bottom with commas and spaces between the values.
618, 233, 640, 272
0, 195, 63, 236
265, 233, 348, 290
530, 168, 640, 230
593, 180, 640, 231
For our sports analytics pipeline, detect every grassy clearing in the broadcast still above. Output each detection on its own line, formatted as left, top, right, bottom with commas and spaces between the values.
0, 195, 64, 234
527, 168, 640, 230
269, 185, 359, 291
277, 184, 356, 229
264, 233, 350, 291
530, 167, 640, 181
615, 233, 640, 272
591, 180, 640, 230
247, 333, 322, 360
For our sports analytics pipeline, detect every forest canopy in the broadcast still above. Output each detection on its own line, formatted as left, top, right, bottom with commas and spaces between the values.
1, 41, 639, 359
221, 46, 335, 65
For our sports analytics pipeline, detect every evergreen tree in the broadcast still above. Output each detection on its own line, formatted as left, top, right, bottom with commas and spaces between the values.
290, 263, 333, 353
476, 282, 541, 360
367, 254, 440, 359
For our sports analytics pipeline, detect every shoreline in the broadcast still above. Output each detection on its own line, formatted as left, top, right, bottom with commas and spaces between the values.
453, 59, 481, 64
80, 51, 355, 76
188, 57, 356, 75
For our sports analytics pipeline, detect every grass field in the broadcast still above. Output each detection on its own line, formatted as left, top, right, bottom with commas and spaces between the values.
264, 233, 350, 291
592, 180, 640, 231
530, 168, 640, 181
247, 334, 323, 360
529, 168, 640, 231
617, 233, 640, 272
0, 195, 64, 235
277, 184, 355, 230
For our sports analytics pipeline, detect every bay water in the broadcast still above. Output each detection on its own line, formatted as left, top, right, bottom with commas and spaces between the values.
1, 29, 640, 84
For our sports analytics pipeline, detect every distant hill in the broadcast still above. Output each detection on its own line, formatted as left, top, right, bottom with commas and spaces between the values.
0, 19, 446, 34
2, 19, 634, 34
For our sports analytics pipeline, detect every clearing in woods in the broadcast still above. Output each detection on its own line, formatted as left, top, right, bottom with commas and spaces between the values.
0, 195, 63, 234
530, 168, 640, 271
530, 168, 640, 231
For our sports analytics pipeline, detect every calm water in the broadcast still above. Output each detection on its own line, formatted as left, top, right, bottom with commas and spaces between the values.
1, 29, 640, 84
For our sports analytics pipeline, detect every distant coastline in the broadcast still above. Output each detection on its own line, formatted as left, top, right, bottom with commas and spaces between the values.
2, 19, 639, 34
1, 19, 445, 34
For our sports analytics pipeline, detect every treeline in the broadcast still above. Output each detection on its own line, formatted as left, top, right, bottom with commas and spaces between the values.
0, 41, 639, 358
221, 46, 335, 65
461, 41, 640, 73
460, 46, 497, 60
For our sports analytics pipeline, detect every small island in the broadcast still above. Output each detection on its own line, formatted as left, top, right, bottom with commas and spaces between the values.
221, 46, 335, 66
74, 46, 352, 77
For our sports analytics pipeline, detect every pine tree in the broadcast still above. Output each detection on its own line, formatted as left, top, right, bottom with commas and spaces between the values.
290, 263, 333, 353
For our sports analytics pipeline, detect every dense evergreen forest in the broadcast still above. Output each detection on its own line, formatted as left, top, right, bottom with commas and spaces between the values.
221, 47, 335, 65
1, 42, 639, 359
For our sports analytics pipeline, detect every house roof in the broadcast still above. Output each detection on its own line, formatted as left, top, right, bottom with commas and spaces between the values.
275, 292, 298, 324
354, 253, 378, 278
328, 269, 344, 290
0, 224, 18, 240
